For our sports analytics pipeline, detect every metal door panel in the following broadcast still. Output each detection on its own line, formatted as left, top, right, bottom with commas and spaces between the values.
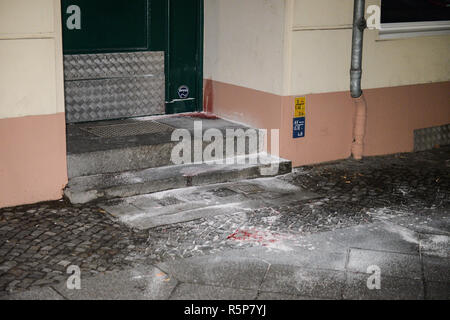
64, 51, 165, 123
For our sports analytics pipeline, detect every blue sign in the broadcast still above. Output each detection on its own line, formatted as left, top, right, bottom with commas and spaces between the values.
293, 117, 305, 138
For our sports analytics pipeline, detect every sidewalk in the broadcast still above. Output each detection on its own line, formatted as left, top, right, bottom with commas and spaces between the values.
3, 215, 449, 300
1, 147, 449, 300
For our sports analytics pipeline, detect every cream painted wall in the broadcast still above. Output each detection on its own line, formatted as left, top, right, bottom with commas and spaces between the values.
204, 0, 287, 95
0, 0, 54, 36
290, 0, 450, 95
293, 0, 354, 30
0, 0, 64, 119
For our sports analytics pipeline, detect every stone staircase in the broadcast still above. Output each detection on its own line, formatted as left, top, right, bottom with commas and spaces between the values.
64, 115, 291, 204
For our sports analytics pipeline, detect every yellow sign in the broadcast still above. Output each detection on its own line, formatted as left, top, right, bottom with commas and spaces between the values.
295, 97, 306, 118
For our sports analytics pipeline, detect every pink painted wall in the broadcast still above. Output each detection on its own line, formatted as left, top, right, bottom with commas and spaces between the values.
0, 113, 68, 208
363, 82, 450, 156
280, 93, 355, 167
204, 79, 282, 130
205, 79, 450, 167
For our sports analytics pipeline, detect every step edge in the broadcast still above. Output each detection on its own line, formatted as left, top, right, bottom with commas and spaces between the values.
65, 158, 292, 204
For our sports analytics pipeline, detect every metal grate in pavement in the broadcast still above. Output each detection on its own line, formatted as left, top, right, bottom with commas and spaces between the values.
80, 120, 174, 138
156, 197, 184, 207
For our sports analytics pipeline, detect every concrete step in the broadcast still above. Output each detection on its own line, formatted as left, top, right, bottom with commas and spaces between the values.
67, 117, 264, 178
99, 176, 318, 230
64, 153, 292, 204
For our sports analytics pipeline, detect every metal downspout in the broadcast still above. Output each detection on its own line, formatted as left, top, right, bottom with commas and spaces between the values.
350, 0, 368, 160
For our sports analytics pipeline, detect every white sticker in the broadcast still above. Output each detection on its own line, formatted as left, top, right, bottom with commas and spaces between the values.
178, 85, 190, 99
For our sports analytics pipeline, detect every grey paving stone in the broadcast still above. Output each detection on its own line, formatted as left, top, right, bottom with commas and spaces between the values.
343, 272, 424, 300
157, 255, 269, 290
3, 287, 64, 300
330, 222, 420, 255
54, 265, 177, 300
259, 265, 345, 299
426, 281, 450, 300
423, 256, 450, 282
288, 229, 350, 253
347, 248, 422, 280
169, 283, 257, 300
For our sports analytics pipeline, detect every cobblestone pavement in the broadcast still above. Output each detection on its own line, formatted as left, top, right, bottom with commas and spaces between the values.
0, 203, 148, 294
0, 146, 449, 297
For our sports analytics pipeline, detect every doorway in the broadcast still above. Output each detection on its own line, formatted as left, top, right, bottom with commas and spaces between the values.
61, 0, 203, 123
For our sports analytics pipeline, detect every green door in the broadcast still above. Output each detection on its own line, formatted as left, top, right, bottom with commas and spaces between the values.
61, 0, 203, 116
165, 0, 203, 114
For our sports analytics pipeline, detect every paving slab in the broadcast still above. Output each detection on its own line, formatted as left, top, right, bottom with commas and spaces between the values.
54, 265, 177, 300
259, 264, 345, 299
98, 201, 145, 219
382, 214, 450, 236
347, 248, 422, 280
157, 255, 269, 290
425, 281, 450, 300
256, 292, 320, 300
2, 287, 65, 300
236, 245, 348, 271
282, 228, 352, 253
169, 283, 257, 300
330, 222, 420, 255
343, 272, 424, 300
420, 233, 450, 258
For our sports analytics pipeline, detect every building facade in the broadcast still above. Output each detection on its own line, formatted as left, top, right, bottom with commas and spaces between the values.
204, 0, 450, 166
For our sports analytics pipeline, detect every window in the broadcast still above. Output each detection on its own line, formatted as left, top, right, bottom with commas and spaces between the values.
380, 0, 450, 39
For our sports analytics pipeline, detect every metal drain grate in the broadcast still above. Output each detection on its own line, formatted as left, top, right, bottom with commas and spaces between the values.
80, 120, 174, 138
211, 188, 238, 198
229, 184, 265, 195
157, 197, 184, 207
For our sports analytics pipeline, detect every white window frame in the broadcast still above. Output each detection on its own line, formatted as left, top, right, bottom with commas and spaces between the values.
379, 20, 450, 40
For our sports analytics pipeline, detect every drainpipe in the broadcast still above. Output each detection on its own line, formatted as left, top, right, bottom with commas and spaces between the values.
350, 0, 367, 160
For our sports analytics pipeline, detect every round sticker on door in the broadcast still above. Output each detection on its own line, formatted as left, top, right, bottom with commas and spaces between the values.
177, 85, 190, 99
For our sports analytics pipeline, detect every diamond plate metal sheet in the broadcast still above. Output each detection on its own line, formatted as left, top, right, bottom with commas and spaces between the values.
414, 124, 450, 151
64, 51, 164, 80
79, 120, 174, 138
64, 51, 165, 123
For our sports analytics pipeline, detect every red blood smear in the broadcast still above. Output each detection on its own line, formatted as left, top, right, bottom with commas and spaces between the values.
180, 112, 219, 120
227, 229, 277, 243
